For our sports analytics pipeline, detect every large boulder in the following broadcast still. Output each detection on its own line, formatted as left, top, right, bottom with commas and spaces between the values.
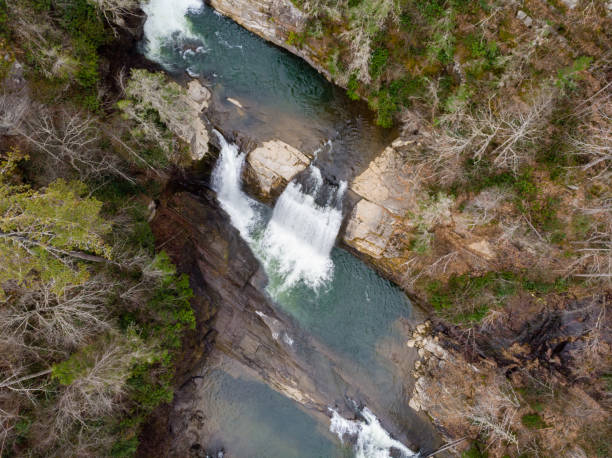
344, 199, 395, 258
246, 140, 310, 198
343, 143, 414, 259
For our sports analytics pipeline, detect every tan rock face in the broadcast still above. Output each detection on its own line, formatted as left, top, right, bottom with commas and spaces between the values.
186, 79, 211, 112
344, 199, 395, 258
246, 140, 310, 197
350, 145, 413, 215
175, 79, 211, 161
343, 143, 415, 259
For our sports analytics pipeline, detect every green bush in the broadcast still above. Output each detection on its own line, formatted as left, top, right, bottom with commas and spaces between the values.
555, 56, 592, 91
427, 270, 568, 324
521, 413, 547, 429
416, 0, 447, 22
462, 442, 488, 458
146, 252, 196, 349
369, 47, 389, 80
347, 74, 361, 100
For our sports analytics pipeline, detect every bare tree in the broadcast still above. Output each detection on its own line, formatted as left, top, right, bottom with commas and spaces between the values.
413, 88, 555, 184
571, 218, 612, 283
53, 339, 143, 435
87, 0, 140, 32
465, 188, 509, 228
28, 334, 152, 454
0, 88, 29, 136
466, 378, 520, 451
4, 1, 76, 81
570, 89, 612, 181
1, 279, 113, 350
19, 108, 132, 182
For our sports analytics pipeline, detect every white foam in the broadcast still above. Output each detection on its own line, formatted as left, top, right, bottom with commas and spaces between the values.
211, 131, 259, 240
142, 0, 203, 61
330, 408, 418, 458
261, 178, 344, 290
211, 132, 345, 292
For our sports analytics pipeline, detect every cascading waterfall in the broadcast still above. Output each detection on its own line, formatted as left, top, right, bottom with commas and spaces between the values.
142, 4, 432, 456
141, 0, 203, 62
211, 132, 345, 291
261, 168, 346, 290
211, 133, 417, 458
330, 408, 418, 458
211, 131, 260, 240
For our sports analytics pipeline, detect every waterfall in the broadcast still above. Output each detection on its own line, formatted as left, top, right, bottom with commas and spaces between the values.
141, 0, 203, 62
211, 133, 345, 292
211, 131, 259, 240
330, 408, 418, 458
261, 168, 346, 290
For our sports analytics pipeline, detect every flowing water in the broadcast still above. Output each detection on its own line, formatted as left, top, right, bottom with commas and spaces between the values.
141, 2, 440, 457
141, 0, 394, 183
208, 133, 434, 457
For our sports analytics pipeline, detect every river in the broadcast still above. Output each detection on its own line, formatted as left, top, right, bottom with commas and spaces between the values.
140, 1, 441, 457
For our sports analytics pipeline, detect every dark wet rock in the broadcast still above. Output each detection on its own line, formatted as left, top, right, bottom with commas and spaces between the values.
137, 181, 328, 456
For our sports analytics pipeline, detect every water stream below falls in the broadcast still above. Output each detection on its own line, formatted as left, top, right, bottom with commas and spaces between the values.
141, 2, 441, 457
208, 133, 431, 457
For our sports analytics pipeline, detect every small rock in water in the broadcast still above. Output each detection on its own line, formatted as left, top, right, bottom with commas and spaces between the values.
406, 339, 416, 348
227, 97, 244, 108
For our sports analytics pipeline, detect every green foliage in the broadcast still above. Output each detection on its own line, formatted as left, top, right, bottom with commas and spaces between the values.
0, 0, 9, 40
425, 10, 456, 65
0, 152, 111, 296
416, 0, 446, 22
462, 442, 488, 458
347, 73, 361, 100
146, 252, 196, 348
370, 76, 424, 127
463, 34, 502, 80
444, 83, 472, 113
51, 344, 98, 385
370, 89, 397, 128
326, 47, 342, 77
463, 166, 564, 239
399, 11, 413, 31
286, 30, 306, 47
369, 47, 389, 80
110, 437, 140, 457
427, 270, 568, 324
512, 169, 563, 236
427, 271, 514, 323
555, 56, 592, 91
521, 413, 547, 429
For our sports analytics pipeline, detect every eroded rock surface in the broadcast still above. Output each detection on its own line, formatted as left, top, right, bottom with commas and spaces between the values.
350, 145, 414, 214
184, 80, 211, 161
344, 199, 395, 258
139, 183, 329, 457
